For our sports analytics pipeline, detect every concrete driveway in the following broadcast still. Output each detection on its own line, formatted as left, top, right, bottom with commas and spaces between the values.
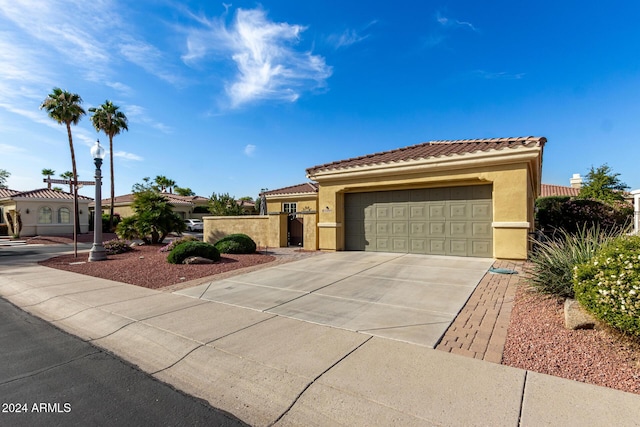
176, 252, 494, 347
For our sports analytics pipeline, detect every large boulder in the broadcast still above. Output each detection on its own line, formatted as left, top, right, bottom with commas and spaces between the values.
183, 256, 214, 265
564, 299, 597, 330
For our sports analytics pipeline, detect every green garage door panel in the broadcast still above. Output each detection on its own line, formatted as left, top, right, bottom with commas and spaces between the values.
344, 185, 492, 257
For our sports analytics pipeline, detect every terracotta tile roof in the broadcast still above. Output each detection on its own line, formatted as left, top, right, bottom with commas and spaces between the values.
94, 192, 208, 207
2, 188, 93, 200
262, 182, 319, 196
306, 136, 546, 175
540, 184, 580, 198
0, 188, 20, 198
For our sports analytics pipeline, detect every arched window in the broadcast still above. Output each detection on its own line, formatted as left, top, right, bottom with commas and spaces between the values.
38, 206, 52, 224
58, 207, 70, 223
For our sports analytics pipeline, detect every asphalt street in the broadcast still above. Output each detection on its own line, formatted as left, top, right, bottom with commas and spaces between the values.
0, 297, 247, 427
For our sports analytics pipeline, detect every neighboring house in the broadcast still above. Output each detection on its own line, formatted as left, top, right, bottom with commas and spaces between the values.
90, 192, 209, 220
540, 184, 580, 198
204, 136, 545, 260
0, 188, 92, 236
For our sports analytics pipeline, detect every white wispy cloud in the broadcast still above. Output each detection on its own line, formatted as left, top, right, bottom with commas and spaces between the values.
471, 70, 525, 80
119, 39, 184, 86
0, 143, 24, 153
244, 144, 256, 156
125, 104, 173, 134
436, 12, 479, 33
113, 151, 143, 161
181, 7, 332, 107
328, 20, 377, 50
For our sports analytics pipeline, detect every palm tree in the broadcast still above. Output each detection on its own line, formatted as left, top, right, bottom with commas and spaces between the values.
60, 171, 75, 193
42, 168, 55, 189
40, 88, 86, 254
154, 175, 169, 192
165, 178, 176, 194
89, 100, 129, 230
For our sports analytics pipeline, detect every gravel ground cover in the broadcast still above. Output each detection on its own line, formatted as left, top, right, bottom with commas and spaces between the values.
502, 286, 640, 395
38, 244, 275, 289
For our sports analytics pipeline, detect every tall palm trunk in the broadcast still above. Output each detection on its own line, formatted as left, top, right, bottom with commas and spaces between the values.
109, 134, 115, 230
66, 123, 80, 257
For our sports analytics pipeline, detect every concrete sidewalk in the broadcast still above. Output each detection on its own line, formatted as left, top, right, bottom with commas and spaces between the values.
1, 263, 639, 426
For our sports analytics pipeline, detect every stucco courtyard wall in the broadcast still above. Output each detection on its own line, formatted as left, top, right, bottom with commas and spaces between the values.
204, 212, 318, 251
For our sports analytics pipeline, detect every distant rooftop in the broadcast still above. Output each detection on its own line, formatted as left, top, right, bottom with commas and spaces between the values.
262, 182, 318, 196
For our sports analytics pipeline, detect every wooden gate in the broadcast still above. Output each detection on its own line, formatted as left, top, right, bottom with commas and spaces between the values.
288, 214, 304, 247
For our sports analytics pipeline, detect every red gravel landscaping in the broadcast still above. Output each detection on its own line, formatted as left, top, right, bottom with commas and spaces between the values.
38, 244, 275, 289
502, 286, 640, 395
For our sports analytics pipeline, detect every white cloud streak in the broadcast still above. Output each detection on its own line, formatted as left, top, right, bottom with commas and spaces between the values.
182, 7, 332, 108
113, 151, 144, 161
244, 144, 256, 156
436, 12, 479, 33
125, 105, 173, 134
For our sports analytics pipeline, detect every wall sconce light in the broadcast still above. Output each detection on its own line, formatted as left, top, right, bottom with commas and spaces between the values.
25, 208, 30, 214
79, 209, 83, 214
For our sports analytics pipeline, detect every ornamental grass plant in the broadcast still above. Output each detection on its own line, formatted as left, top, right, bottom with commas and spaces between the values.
526, 225, 621, 298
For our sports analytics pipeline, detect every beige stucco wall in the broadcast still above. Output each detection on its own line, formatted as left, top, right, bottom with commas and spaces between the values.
2, 199, 91, 236
203, 212, 318, 251
204, 214, 287, 248
313, 162, 536, 259
265, 194, 318, 213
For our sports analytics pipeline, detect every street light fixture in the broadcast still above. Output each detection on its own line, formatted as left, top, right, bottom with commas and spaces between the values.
88, 139, 107, 262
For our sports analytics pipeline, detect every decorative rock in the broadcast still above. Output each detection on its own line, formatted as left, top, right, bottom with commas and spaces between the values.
183, 256, 214, 265
564, 298, 597, 330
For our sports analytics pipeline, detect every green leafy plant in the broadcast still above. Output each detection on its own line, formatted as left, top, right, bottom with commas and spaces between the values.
574, 235, 640, 337
116, 191, 185, 244
103, 239, 132, 255
158, 235, 199, 253
167, 241, 220, 264
527, 226, 620, 298
209, 192, 244, 216
535, 197, 631, 236
214, 234, 257, 254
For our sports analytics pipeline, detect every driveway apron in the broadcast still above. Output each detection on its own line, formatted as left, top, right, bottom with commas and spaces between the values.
175, 252, 494, 347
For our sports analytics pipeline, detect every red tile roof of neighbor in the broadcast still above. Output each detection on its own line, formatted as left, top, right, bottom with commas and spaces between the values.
0, 188, 93, 200
306, 136, 546, 175
95, 192, 208, 206
0, 188, 20, 198
540, 184, 580, 198
263, 182, 319, 196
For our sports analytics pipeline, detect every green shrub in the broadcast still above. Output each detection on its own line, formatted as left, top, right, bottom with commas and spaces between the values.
158, 235, 199, 253
535, 197, 631, 236
102, 213, 121, 233
103, 239, 132, 255
167, 241, 220, 264
214, 234, 257, 254
574, 235, 640, 337
527, 226, 619, 298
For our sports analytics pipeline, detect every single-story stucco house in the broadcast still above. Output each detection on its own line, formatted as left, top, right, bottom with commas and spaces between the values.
204, 136, 546, 260
0, 188, 92, 236
90, 192, 210, 220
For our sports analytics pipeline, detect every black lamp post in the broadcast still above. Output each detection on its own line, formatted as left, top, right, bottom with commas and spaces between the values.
88, 139, 107, 262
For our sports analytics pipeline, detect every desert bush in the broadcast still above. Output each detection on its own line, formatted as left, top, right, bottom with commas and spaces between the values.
102, 213, 121, 233
536, 197, 631, 236
527, 226, 620, 298
158, 235, 199, 253
574, 235, 640, 337
214, 234, 257, 254
103, 239, 132, 255
167, 241, 220, 264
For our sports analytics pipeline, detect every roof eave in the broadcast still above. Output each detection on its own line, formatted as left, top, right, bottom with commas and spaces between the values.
307, 144, 544, 182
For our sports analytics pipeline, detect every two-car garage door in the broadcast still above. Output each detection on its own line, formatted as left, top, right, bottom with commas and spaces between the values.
344, 185, 493, 257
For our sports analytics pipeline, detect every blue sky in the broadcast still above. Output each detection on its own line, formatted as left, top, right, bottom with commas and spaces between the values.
1, 0, 639, 200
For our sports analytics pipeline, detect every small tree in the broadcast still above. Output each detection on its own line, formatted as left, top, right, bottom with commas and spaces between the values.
174, 186, 195, 196
209, 192, 244, 216
116, 191, 185, 244
578, 164, 629, 204
0, 169, 10, 189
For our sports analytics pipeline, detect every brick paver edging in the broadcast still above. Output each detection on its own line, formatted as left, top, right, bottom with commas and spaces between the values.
435, 260, 526, 363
